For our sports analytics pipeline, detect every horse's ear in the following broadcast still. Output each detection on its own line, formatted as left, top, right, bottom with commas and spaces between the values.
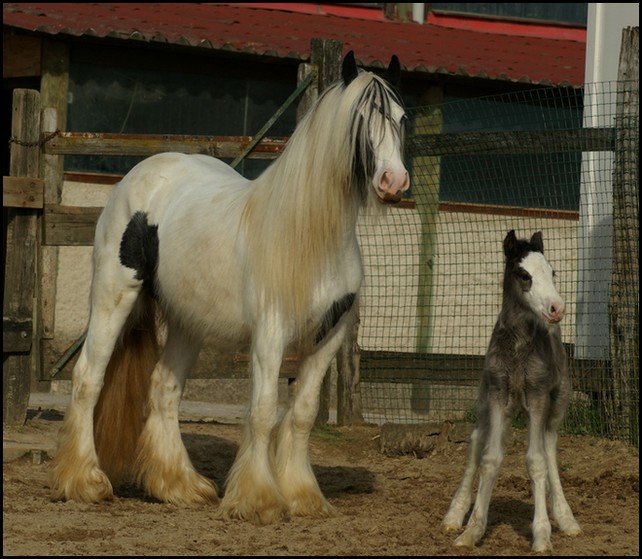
530, 231, 544, 253
342, 51, 359, 86
384, 55, 401, 87
503, 230, 517, 257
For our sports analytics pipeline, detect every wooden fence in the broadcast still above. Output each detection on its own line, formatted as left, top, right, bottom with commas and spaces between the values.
4, 30, 638, 443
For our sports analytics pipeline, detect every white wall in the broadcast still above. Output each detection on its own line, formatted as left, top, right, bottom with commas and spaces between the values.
358, 207, 579, 356
576, 3, 639, 359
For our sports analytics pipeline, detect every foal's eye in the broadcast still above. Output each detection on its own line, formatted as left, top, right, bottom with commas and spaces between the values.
516, 269, 531, 282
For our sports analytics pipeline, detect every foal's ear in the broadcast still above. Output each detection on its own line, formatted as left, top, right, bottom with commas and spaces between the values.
503, 229, 517, 257
342, 51, 359, 86
384, 55, 401, 87
530, 231, 544, 253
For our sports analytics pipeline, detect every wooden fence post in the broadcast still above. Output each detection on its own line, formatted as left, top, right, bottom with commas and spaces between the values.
3, 89, 41, 425
305, 38, 346, 427
608, 26, 639, 443
336, 304, 363, 424
36, 107, 64, 387
305, 38, 365, 426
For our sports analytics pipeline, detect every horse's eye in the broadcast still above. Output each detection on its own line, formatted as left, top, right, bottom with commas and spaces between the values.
516, 269, 531, 282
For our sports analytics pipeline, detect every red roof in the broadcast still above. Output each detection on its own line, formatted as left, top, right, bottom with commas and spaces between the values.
2, 3, 586, 86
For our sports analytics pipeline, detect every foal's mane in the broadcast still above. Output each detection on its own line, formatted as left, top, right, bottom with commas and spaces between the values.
242, 69, 402, 338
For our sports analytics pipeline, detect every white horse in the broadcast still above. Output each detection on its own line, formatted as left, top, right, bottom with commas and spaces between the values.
51, 51, 409, 524
443, 230, 581, 552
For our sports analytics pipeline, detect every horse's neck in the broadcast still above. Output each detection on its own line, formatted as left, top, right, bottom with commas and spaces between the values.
498, 299, 562, 358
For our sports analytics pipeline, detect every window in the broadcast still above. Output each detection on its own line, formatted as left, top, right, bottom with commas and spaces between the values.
431, 3, 588, 26
407, 86, 585, 211
66, 45, 298, 179
439, 88, 584, 211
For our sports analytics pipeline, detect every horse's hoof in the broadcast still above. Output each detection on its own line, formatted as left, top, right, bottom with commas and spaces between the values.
51, 468, 114, 503
218, 503, 288, 525
140, 472, 219, 506
289, 496, 337, 518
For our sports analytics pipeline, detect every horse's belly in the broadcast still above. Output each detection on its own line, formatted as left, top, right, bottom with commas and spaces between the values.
159, 271, 249, 347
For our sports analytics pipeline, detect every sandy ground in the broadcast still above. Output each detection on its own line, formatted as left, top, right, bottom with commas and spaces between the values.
3, 404, 639, 557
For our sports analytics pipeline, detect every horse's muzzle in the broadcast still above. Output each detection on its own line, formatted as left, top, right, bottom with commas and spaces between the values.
375, 169, 409, 204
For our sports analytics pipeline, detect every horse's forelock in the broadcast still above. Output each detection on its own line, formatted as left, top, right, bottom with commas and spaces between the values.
292, 72, 400, 200
347, 74, 405, 203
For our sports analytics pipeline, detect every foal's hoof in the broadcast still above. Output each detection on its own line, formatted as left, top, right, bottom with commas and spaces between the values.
442, 507, 466, 532
558, 518, 582, 536
453, 527, 481, 549
565, 525, 583, 537
442, 520, 462, 533
531, 539, 553, 553
453, 534, 475, 549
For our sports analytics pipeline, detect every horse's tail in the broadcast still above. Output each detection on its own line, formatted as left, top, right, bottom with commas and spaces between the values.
93, 291, 159, 485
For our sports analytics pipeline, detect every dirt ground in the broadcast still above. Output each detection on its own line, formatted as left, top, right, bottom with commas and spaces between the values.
3, 410, 639, 557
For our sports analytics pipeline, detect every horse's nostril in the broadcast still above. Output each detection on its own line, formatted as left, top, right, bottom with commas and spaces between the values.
379, 169, 409, 194
550, 303, 565, 319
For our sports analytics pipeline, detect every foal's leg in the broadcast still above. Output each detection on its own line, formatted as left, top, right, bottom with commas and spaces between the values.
273, 318, 351, 517
51, 276, 141, 502
134, 322, 217, 505
442, 419, 487, 531
544, 398, 581, 537
526, 397, 556, 552
219, 314, 288, 524
544, 429, 582, 535
454, 395, 506, 548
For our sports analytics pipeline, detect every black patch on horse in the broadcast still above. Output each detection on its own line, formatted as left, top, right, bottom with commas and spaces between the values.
119, 211, 159, 294
315, 293, 356, 344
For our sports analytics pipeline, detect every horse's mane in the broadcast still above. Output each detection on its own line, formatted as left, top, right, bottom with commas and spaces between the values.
242, 70, 402, 339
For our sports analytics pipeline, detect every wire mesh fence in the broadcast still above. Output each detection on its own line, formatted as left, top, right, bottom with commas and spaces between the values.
356, 81, 639, 446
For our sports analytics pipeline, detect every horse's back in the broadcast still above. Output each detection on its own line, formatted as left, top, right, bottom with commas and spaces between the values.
103, 152, 243, 219
94, 152, 246, 254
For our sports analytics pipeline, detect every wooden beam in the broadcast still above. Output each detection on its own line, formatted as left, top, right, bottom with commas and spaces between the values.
44, 132, 288, 159
2, 32, 41, 78
3, 318, 33, 352
406, 128, 616, 157
359, 349, 606, 393
360, 350, 484, 385
3, 176, 44, 208
42, 205, 102, 246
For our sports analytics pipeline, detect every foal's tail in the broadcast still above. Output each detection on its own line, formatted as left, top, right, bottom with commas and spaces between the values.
93, 291, 160, 485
